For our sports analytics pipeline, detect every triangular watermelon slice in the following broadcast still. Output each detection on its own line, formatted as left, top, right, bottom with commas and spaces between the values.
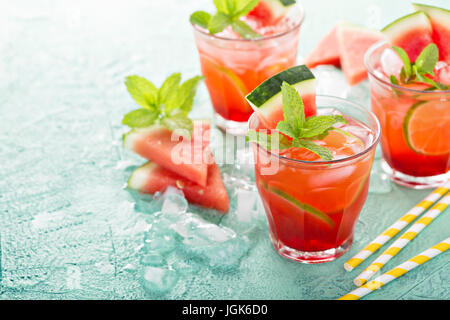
128, 161, 230, 213
413, 3, 450, 64
337, 22, 385, 85
123, 120, 211, 187
304, 25, 341, 69
382, 11, 433, 62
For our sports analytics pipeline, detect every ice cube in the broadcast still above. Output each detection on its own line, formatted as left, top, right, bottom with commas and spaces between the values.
183, 236, 251, 270
171, 213, 236, 246
435, 63, 450, 85
380, 48, 403, 80
221, 189, 260, 234
140, 266, 179, 294
161, 186, 188, 220
140, 253, 166, 267
142, 234, 177, 255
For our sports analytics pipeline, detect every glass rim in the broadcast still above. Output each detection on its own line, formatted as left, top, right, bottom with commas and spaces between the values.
190, 4, 304, 43
364, 40, 450, 94
248, 95, 381, 166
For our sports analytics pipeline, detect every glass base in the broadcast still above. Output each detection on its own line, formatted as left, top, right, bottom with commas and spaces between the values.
270, 235, 353, 264
381, 159, 449, 190
213, 112, 249, 136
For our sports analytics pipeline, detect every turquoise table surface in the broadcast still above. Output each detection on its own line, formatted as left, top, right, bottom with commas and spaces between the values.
1, 0, 449, 300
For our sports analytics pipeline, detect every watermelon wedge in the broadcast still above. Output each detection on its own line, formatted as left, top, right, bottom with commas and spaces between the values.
413, 3, 450, 64
128, 161, 230, 213
245, 65, 316, 129
123, 120, 211, 187
337, 22, 385, 85
304, 25, 341, 69
382, 11, 433, 62
247, 0, 295, 26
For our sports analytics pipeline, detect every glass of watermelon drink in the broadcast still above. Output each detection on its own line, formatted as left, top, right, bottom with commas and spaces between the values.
191, 4, 304, 135
365, 41, 450, 189
249, 96, 380, 263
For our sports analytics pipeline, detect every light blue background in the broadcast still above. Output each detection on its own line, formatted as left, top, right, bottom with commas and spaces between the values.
0, 0, 449, 299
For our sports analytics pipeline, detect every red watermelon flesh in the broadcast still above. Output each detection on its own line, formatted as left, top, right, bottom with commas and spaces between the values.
304, 25, 341, 69
382, 12, 433, 62
413, 4, 450, 64
260, 91, 316, 130
247, 0, 294, 26
128, 161, 229, 214
337, 22, 385, 85
123, 120, 211, 187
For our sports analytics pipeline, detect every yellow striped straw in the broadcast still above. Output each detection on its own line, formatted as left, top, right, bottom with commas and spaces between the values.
344, 182, 450, 272
354, 192, 450, 286
339, 237, 450, 300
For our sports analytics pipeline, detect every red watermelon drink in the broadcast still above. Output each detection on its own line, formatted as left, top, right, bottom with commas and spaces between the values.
247, 72, 380, 263
365, 5, 450, 189
190, 0, 305, 134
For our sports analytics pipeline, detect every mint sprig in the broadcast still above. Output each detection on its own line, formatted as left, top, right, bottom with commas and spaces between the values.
190, 0, 261, 39
246, 82, 347, 161
389, 44, 448, 90
122, 74, 204, 137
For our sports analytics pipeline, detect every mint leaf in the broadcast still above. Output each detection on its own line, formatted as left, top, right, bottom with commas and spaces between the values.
247, 81, 348, 161
214, 0, 231, 14
208, 12, 233, 34
292, 139, 333, 161
276, 121, 297, 138
390, 75, 399, 85
190, 11, 212, 29
246, 130, 291, 151
194, 0, 260, 38
231, 20, 261, 39
234, 0, 259, 17
392, 46, 412, 79
125, 75, 158, 109
165, 75, 204, 116
281, 81, 304, 136
122, 109, 158, 128
300, 115, 346, 139
415, 43, 438, 75
158, 73, 181, 105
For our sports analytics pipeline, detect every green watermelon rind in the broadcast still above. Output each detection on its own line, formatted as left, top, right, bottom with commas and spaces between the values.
382, 11, 432, 38
245, 65, 315, 118
412, 3, 450, 15
127, 162, 157, 191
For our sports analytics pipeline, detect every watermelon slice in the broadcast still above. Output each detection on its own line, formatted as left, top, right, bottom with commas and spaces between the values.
413, 3, 450, 64
337, 22, 385, 85
245, 65, 316, 129
247, 0, 295, 26
304, 25, 341, 69
123, 120, 211, 187
128, 161, 230, 213
382, 11, 433, 62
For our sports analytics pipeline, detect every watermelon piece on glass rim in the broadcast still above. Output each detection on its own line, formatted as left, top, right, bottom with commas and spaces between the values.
128, 161, 230, 214
123, 119, 211, 187
245, 65, 316, 130
304, 25, 341, 69
382, 11, 433, 62
247, 0, 296, 26
413, 3, 450, 64
337, 22, 385, 86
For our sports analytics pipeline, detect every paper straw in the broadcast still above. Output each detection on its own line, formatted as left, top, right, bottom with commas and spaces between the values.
354, 192, 450, 286
339, 237, 450, 300
344, 182, 450, 272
